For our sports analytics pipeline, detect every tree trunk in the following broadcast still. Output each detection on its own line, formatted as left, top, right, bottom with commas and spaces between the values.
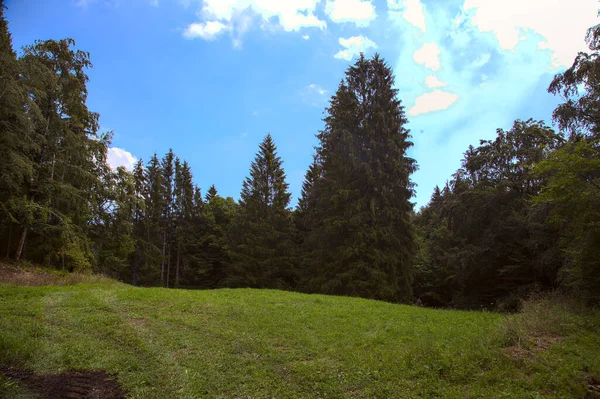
132, 251, 138, 286
166, 249, 171, 288
161, 230, 166, 286
175, 243, 180, 287
15, 225, 28, 260
6, 223, 12, 258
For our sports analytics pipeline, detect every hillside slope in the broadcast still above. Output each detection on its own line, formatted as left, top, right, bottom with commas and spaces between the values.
0, 267, 599, 398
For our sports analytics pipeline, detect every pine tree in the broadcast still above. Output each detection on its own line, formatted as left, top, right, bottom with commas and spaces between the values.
205, 185, 218, 202
303, 54, 417, 302
141, 153, 164, 285
173, 159, 194, 287
0, 0, 38, 258
161, 149, 175, 286
227, 134, 297, 288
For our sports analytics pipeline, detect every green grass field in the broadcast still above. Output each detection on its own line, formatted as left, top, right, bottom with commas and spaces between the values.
1, 267, 599, 398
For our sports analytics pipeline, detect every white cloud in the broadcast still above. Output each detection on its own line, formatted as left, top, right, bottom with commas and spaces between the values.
326, 0, 377, 26
334, 35, 377, 60
388, 0, 426, 32
107, 147, 137, 171
413, 42, 440, 71
308, 83, 327, 95
183, 21, 229, 40
408, 90, 459, 116
302, 34, 310, 40
194, 0, 326, 37
463, 0, 598, 68
425, 75, 447, 89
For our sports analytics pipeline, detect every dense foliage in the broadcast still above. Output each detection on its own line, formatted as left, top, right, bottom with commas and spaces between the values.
1, 1, 598, 307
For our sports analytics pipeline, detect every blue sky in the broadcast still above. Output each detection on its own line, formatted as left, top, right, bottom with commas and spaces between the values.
5, 0, 598, 208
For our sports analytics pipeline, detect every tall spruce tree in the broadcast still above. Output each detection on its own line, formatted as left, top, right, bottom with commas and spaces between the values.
227, 134, 297, 288
302, 54, 417, 302
0, 0, 38, 258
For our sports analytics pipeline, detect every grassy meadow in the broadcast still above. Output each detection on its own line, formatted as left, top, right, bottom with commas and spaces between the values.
0, 265, 599, 398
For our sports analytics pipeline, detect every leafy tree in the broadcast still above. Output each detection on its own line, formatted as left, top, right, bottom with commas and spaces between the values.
532, 25, 600, 303
415, 120, 564, 309
302, 54, 416, 302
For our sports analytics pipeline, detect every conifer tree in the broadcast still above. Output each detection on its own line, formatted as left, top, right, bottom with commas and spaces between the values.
0, 1, 38, 258
10, 37, 107, 268
205, 185, 218, 202
303, 54, 417, 302
227, 134, 297, 288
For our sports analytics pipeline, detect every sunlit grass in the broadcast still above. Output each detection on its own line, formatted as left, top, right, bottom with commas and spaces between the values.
0, 278, 598, 398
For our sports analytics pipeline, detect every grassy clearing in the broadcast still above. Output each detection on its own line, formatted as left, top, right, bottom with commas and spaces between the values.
0, 271, 598, 398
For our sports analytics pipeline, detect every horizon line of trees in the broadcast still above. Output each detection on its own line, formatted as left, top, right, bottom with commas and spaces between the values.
1, 1, 598, 309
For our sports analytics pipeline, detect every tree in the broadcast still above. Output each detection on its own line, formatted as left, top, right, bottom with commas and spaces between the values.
161, 149, 175, 286
302, 54, 417, 302
548, 24, 600, 138
0, 0, 38, 258
205, 185, 218, 202
530, 23, 600, 304
9, 37, 107, 269
415, 120, 564, 309
227, 134, 297, 289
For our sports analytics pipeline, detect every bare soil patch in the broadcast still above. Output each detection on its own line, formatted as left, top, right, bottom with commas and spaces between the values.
0, 262, 109, 286
0, 366, 126, 399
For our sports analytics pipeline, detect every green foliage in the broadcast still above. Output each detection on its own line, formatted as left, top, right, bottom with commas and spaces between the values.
535, 22, 600, 304
548, 24, 600, 137
415, 120, 564, 308
302, 54, 416, 302
533, 139, 600, 303
227, 134, 297, 289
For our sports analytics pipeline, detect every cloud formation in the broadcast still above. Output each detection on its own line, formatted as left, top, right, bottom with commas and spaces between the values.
462, 0, 597, 67
425, 75, 447, 89
183, 0, 326, 45
326, 0, 377, 26
413, 42, 440, 71
408, 90, 459, 116
334, 35, 377, 60
388, 0, 426, 32
308, 83, 327, 96
107, 147, 137, 171
183, 21, 229, 40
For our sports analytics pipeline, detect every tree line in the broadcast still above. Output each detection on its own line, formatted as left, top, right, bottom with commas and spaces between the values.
1, 1, 598, 308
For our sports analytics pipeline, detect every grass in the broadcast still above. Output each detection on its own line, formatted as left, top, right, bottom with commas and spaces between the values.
0, 267, 599, 398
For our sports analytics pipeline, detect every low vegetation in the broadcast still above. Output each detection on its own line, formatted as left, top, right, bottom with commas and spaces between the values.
1, 266, 599, 398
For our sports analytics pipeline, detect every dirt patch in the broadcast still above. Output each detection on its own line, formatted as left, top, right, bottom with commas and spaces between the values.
0, 367, 126, 399
0, 263, 109, 286
588, 377, 600, 399
503, 334, 564, 360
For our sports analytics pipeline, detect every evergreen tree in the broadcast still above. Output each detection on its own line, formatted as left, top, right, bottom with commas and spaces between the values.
161, 149, 175, 286
303, 54, 416, 302
227, 134, 297, 288
205, 185, 218, 202
0, 0, 38, 258
140, 153, 164, 285
10, 37, 107, 269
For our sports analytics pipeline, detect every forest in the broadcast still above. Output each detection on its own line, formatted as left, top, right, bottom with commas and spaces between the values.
1, 2, 598, 311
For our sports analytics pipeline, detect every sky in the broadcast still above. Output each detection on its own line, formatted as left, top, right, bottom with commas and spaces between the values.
5, 0, 599, 208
